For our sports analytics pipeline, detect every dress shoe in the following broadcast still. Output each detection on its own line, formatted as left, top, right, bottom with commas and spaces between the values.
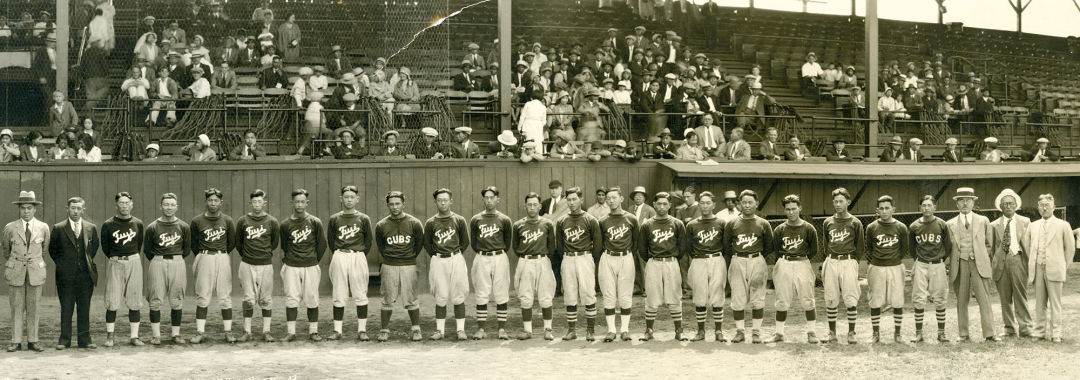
310, 333, 323, 342
27, 343, 44, 352
6, 344, 20, 352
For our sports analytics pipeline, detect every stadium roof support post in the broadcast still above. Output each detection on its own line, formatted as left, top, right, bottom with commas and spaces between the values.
936, 0, 946, 24
56, 0, 70, 98
498, 0, 511, 132
864, 0, 879, 153
1009, 0, 1032, 34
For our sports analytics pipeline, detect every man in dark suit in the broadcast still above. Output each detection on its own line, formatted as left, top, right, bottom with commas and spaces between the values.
215, 36, 240, 68
48, 197, 99, 350
942, 138, 961, 162
879, 136, 903, 162
452, 61, 476, 92
237, 38, 260, 68
825, 140, 853, 162
258, 56, 288, 89
166, 52, 193, 89
902, 137, 926, 162
327, 45, 353, 78
539, 180, 566, 219
1024, 137, 1059, 162
638, 80, 667, 138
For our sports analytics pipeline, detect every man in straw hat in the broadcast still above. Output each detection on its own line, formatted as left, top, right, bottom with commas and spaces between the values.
3, 191, 49, 352
1027, 193, 1074, 343
491, 130, 518, 159
947, 187, 999, 342
990, 188, 1033, 338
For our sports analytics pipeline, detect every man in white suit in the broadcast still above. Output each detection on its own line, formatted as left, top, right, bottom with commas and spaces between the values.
990, 189, 1032, 338
946, 187, 999, 342
1027, 194, 1074, 343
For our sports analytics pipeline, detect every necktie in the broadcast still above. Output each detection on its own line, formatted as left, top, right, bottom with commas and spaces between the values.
729, 142, 736, 159
1037, 222, 1049, 263
747, 95, 757, 110
1004, 219, 1011, 254
73, 221, 80, 239
964, 214, 970, 230
549, 198, 556, 215
24, 222, 31, 244
704, 127, 714, 149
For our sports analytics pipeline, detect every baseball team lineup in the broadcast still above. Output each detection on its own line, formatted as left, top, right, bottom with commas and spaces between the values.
1, 181, 1073, 352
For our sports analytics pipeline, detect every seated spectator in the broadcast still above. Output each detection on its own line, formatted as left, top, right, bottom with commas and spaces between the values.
150, 67, 179, 126
48, 91, 79, 137
1025, 137, 1058, 162
258, 55, 288, 89
327, 45, 352, 78
846, 86, 867, 118
878, 88, 908, 120
758, 127, 782, 160
825, 139, 852, 162
980, 136, 1008, 163
238, 37, 260, 67
216, 36, 239, 68
693, 114, 724, 156
822, 63, 842, 85
189, 36, 212, 70
953, 85, 973, 114
133, 32, 159, 63
835, 66, 857, 93
942, 137, 961, 162
309, 66, 329, 91
586, 140, 611, 162
20, 132, 45, 163
921, 88, 940, 115
76, 134, 101, 163
259, 44, 277, 68
121, 66, 151, 100
449, 126, 479, 159
0, 129, 19, 162
334, 93, 364, 136
784, 136, 810, 161
611, 140, 639, 162
369, 71, 394, 117
879, 135, 903, 162
393, 67, 420, 113
143, 143, 160, 161
599, 78, 615, 102
228, 129, 267, 161
547, 91, 575, 141
799, 53, 823, 97
330, 129, 365, 159
377, 130, 404, 157
903, 138, 925, 162
491, 130, 519, 159
651, 128, 676, 159
188, 66, 211, 99
941, 94, 956, 115
181, 134, 217, 161
78, 118, 97, 146
412, 127, 445, 159
519, 141, 544, 163
676, 130, 707, 160
162, 19, 186, 46
49, 135, 77, 161
292, 66, 313, 107
211, 61, 237, 90
578, 88, 609, 142
452, 60, 476, 92
551, 131, 583, 159
719, 127, 750, 160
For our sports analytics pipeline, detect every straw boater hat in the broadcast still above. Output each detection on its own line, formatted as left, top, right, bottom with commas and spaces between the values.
454, 126, 472, 135
723, 190, 738, 200
630, 186, 647, 198
496, 130, 517, 146
995, 188, 1021, 211
952, 187, 978, 200
420, 127, 438, 137
889, 135, 903, 145
382, 130, 399, 140
12, 191, 41, 206
342, 93, 359, 102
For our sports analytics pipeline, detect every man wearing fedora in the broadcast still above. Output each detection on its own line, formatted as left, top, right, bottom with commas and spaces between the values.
1027, 193, 1073, 343
947, 187, 999, 342
990, 189, 1032, 338
49, 197, 99, 350
2, 191, 50, 352
879, 136, 904, 162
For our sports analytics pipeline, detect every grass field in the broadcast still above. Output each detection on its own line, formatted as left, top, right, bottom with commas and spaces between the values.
2, 267, 1080, 379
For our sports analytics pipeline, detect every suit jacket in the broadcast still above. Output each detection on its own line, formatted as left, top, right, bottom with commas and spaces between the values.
947, 213, 994, 286
991, 215, 1030, 282
719, 140, 750, 160
693, 125, 725, 152
168, 64, 194, 89
452, 72, 475, 92
1026, 216, 1075, 283
1024, 148, 1059, 163
18, 145, 45, 163
462, 53, 486, 70
637, 91, 664, 113
784, 146, 811, 161
902, 149, 925, 162
1, 218, 50, 287
49, 101, 79, 136
630, 203, 656, 221
150, 77, 180, 100
758, 140, 782, 160
211, 70, 237, 90
942, 149, 961, 163
879, 148, 901, 162
215, 46, 239, 67
327, 56, 353, 78
717, 86, 739, 107
238, 48, 260, 68
696, 94, 722, 114
258, 67, 289, 89
825, 148, 852, 162
48, 219, 99, 286
540, 197, 569, 222
450, 141, 480, 159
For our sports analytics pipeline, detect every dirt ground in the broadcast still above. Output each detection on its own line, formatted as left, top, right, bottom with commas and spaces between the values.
2, 268, 1080, 379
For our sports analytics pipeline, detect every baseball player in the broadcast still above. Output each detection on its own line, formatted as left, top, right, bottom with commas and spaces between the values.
555, 187, 602, 341
327, 185, 374, 341
189, 188, 237, 344
512, 192, 558, 340
639, 192, 686, 342
768, 194, 819, 343
684, 191, 728, 342
375, 191, 425, 342
822, 187, 864, 344
908, 195, 951, 343
598, 186, 639, 342
144, 193, 192, 345
279, 188, 328, 342
468, 186, 513, 340
423, 188, 470, 341
100, 192, 146, 347
234, 189, 280, 342
724, 189, 773, 344
865, 195, 910, 344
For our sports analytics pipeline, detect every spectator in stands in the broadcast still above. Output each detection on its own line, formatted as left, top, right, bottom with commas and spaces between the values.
614, 81, 632, 106
121, 67, 150, 126
256, 55, 287, 90
651, 128, 676, 159
519, 88, 548, 152
902, 87, 924, 116
717, 76, 739, 109
133, 32, 159, 63
825, 139, 852, 162
547, 91, 575, 141
259, 44, 277, 67
378, 130, 404, 157
326, 45, 352, 78
491, 130, 518, 159
903, 138, 925, 162
18, 132, 44, 163
836, 66, 857, 91
229, 129, 266, 161
257, 11, 275, 37
211, 62, 237, 90
291, 66, 313, 107
921, 88, 940, 115
79, 118, 97, 147
758, 127, 782, 161
577, 88, 608, 143
308, 66, 328, 91
463, 42, 485, 70
189, 36, 212, 69
0, 129, 18, 162
330, 129, 365, 160
238, 37, 260, 67
77, 134, 101, 163
879, 135, 903, 162
181, 134, 217, 161
48, 91, 79, 137
693, 113, 724, 156
452, 60, 475, 92
369, 71, 395, 117
981, 137, 1008, 163
719, 127, 750, 160
676, 130, 706, 160
165, 51, 193, 88
1025, 137, 1058, 162
277, 14, 301, 61
784, 136, 810, 161
0, 14, 12, 44
953, 85, 973, 114
902, 67, 919, 90
189, 51, 213, 78
149, 67, 179, 127
878, 88, 908, 122
216, 36, 239, 68
846, 86, 866, 118
413, 127, 445, 160
821, 63, 842, 86
943, 137, 961, 162
551, 131, 583, 159
735, 81, 774, 128
972, 88, 994, 124
49, 135, 77, 161
188, 66, 211, 99
330, 73, 365, 110
800, 52, 824, 98
448, 126, 479, 159
251, 0, 273, 20
298, 91, 331, 156
586, 140, 611, 162
393, 68, 420, 113
332, 93, 363, 135
133, 58, 154, 82
161, 19, 186, 47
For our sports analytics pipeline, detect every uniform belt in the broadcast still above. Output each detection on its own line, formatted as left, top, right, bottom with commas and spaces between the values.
734, 252, 761, 258
564, 251, 592, 257
109, 254, 138, 261
604, 250, 631, 257
436, 250, 461, 258
336, 249, 364, 255
1010, 250, 1023, 256
916, 257, 946, 265
829, 253, 854, 260
520, 254, 547, 260
650, 256, 677, 262
782, 255, 808, 261
693, 253, 723, 259
478, 250, 505, 256
200, 250, 226, 255
156, 255, 180, 260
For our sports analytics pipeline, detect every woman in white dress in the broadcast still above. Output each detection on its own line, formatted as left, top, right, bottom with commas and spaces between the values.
133, 32, 159, 63
517, 86, 548, 154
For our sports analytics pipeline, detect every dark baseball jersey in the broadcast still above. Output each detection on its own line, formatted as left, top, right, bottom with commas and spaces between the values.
424, 213, 469, 256
640, 216, 684, 259
328, 211, 374, 253
865, 218, 909, 266
684, 215, 725, 258
234, 213, 280, 265
676, 203, 702, 223
600, 211, 639, 253
512, 217, 556, 256
375, 213, 424, 266
143, 218, 191, 260
556, 211, 603, 254
909, 216, 950, 262
724, 215, 774, 255
772, 221, 818, 259
190, 213, 236, 254
469, 211, 513, 252
279, 213, 328, 267
101, 215, 144, 257
823, 215, 865, 257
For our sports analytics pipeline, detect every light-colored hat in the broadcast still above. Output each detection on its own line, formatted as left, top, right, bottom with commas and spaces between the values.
630, 186, 647, 198
554, 130, 573, 142
142, 15, 156, 22
12, 191, 41, 206
420, 127, 438, 137
382, 130, 400, 140
331, 45, 342, 52
197, 134, 211, 146
524, 51, 536, 58
352, 67, 366, 75
1036, 137, 1049, 144
375, 57, 387, 65
399, 67, 411, 76
0, 129, 12, 138
467, 42, 479, 50
586, 88, 601, 97
522, 141, 538, 149
807, 52, 817, 59
723, 190, 738, 200
952, 187, 978, 200
342, 93, 359, 102
669, 35, 682, 42
635, 25, 646, 32
497, 130, 517, 146
909, 138, 923, 145
532, 42, 542, 49
624, 35, 636, 41
146, 143, 160, 151
664, 73, 677, 80
557, 90, 570, 100
984, 137, 999, 144
454, 126, 472, 134
516, 60, 528, 68
683, 129, 696, 138
694, 52, 707, 59
615, 139, 627, 148
995, 188, 1022, 210
889, 136, 903, 145
337, 128, 355, 138
298, 67, 313, 76
313, 65, 326, 72
945, 137, 958, 145
190, 52, 205, 58
340, 73, 357, 85
607, 28, 618, 33
461, 59, 473, 67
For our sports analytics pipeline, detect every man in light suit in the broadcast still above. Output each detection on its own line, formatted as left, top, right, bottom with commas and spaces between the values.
2, 191, 50, 352
990, 189, 1032, 338
947, 187, 999, 342
49, 196, 100, 350
693, 114, 725, 157
784, 136, 811, 161
719, 127, 750, 160
1027, 193, 1074, 343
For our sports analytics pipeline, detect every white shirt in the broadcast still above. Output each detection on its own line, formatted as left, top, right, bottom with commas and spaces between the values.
909, 149, 918, 162
189, 78, 211, 98
801, 62, 823, 77
548, 196, 561, 215
960, 212, 972, 228
716, 208, 739, 223
78, 147, 102, 163
69, 218, 82, 238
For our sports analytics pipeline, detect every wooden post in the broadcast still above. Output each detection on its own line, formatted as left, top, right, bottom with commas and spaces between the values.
1010, 0, 1031, 34
56, 0, 70, 97
936, 0, 945, 24
865, 0, 878, 153
498, 0, 511, 131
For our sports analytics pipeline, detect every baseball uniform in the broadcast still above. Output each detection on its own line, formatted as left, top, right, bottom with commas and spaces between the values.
556, 210, 603, 336
327, 210, 373, 335
469, 210, 513, 331
640, 215, 685, 331
100, 215, 145, 338
866, 218, 909, 339
771, 221, 818, 312
724, 215, 772, 314
512, 217, 557, 309
375, 213, 424, 311
280, 213, 328, 336
822, 214, 864, 337
599, 210, 639, 337
685, 214, 728, 338
234, 212, 279, 336
190, 212, 236, 337
144, 217, 191, 338
424, 212, 469, 336
909, 215, 951, 336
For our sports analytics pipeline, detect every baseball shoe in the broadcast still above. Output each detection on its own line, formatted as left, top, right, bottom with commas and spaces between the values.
327, 332, 343, 341
472, 329, 487, 340
870, 332, 881, 344
585, 329, 596, 342
765, 333, 784, 343
189, 334, 204, 344
171, 335, 187, 345
807, 332, 819, 344
238, 333, 251, 342
957, 335, 971, 342
893, 333, 903, 344
80, 343, 97, 349
1051, 337, 1063, 343
620, 332, 631, 342
639, 329, 654, 342
410, 329, 423, 342
456, 331, 468, 341
846, 331, 857, 345
562, 331, 578, 341
751, 330, 762, 344
824, 331, 837, 343
731, 330, 746, 343
516, 331, 531, 340
225, 333, 237, 343
377, 330, 390, 342
689, 330, 706, 342
310, 333, 323, 342
985, 336, 1001, 343
358, 332, 370, 342
429, 331, 444, 341
149, 337, 161, 345
497, 329, 510, 340
543, 329, 554, 341
104, 333, 115, 347
937, 331, 949, 343
130, 338, 145, 347
674, 329, 687, 342
5, 344, 19, 352
283, 334, 297, 342
27, 343, 44, 352
55, 344, 66, 351
264, 333, 277, 342
715, 331, 727, 343
911, 331, 925, 343
603, 332, 616, 343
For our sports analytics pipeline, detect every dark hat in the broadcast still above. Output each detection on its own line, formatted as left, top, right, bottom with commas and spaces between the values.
548, 180, 563, 189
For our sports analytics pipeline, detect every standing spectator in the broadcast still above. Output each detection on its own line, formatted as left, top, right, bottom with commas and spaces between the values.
463, 42, 485, 70
719, 127, 750, 160
277, 14, 301, 62
160, 20, 186, 47
20, 132, 45, 163
3, 191, 49, 352
181, 134, 217, 161
0, 129, 20, 162
586, 188, 609, 221
784, 136, 810, 161
251, 0, 273, 20
298, 92, 331, 156
149, 67, 179, 126
258, 56, 288, 89
86, 8, 113, 51
518, 88, 548, 152
32, 35, 57, 93
327, 45, 352, 78
309, 66, 329, 91
577, 89, 609, 142
211, 62, 237, 90
639, 80, 666, 138
76, 134, 101, 163
229, 129, 266, 161
1027, 194, 1074, 343
292, 67, 313, 107
48, 91, 79, 137
735, 82, 774, 129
